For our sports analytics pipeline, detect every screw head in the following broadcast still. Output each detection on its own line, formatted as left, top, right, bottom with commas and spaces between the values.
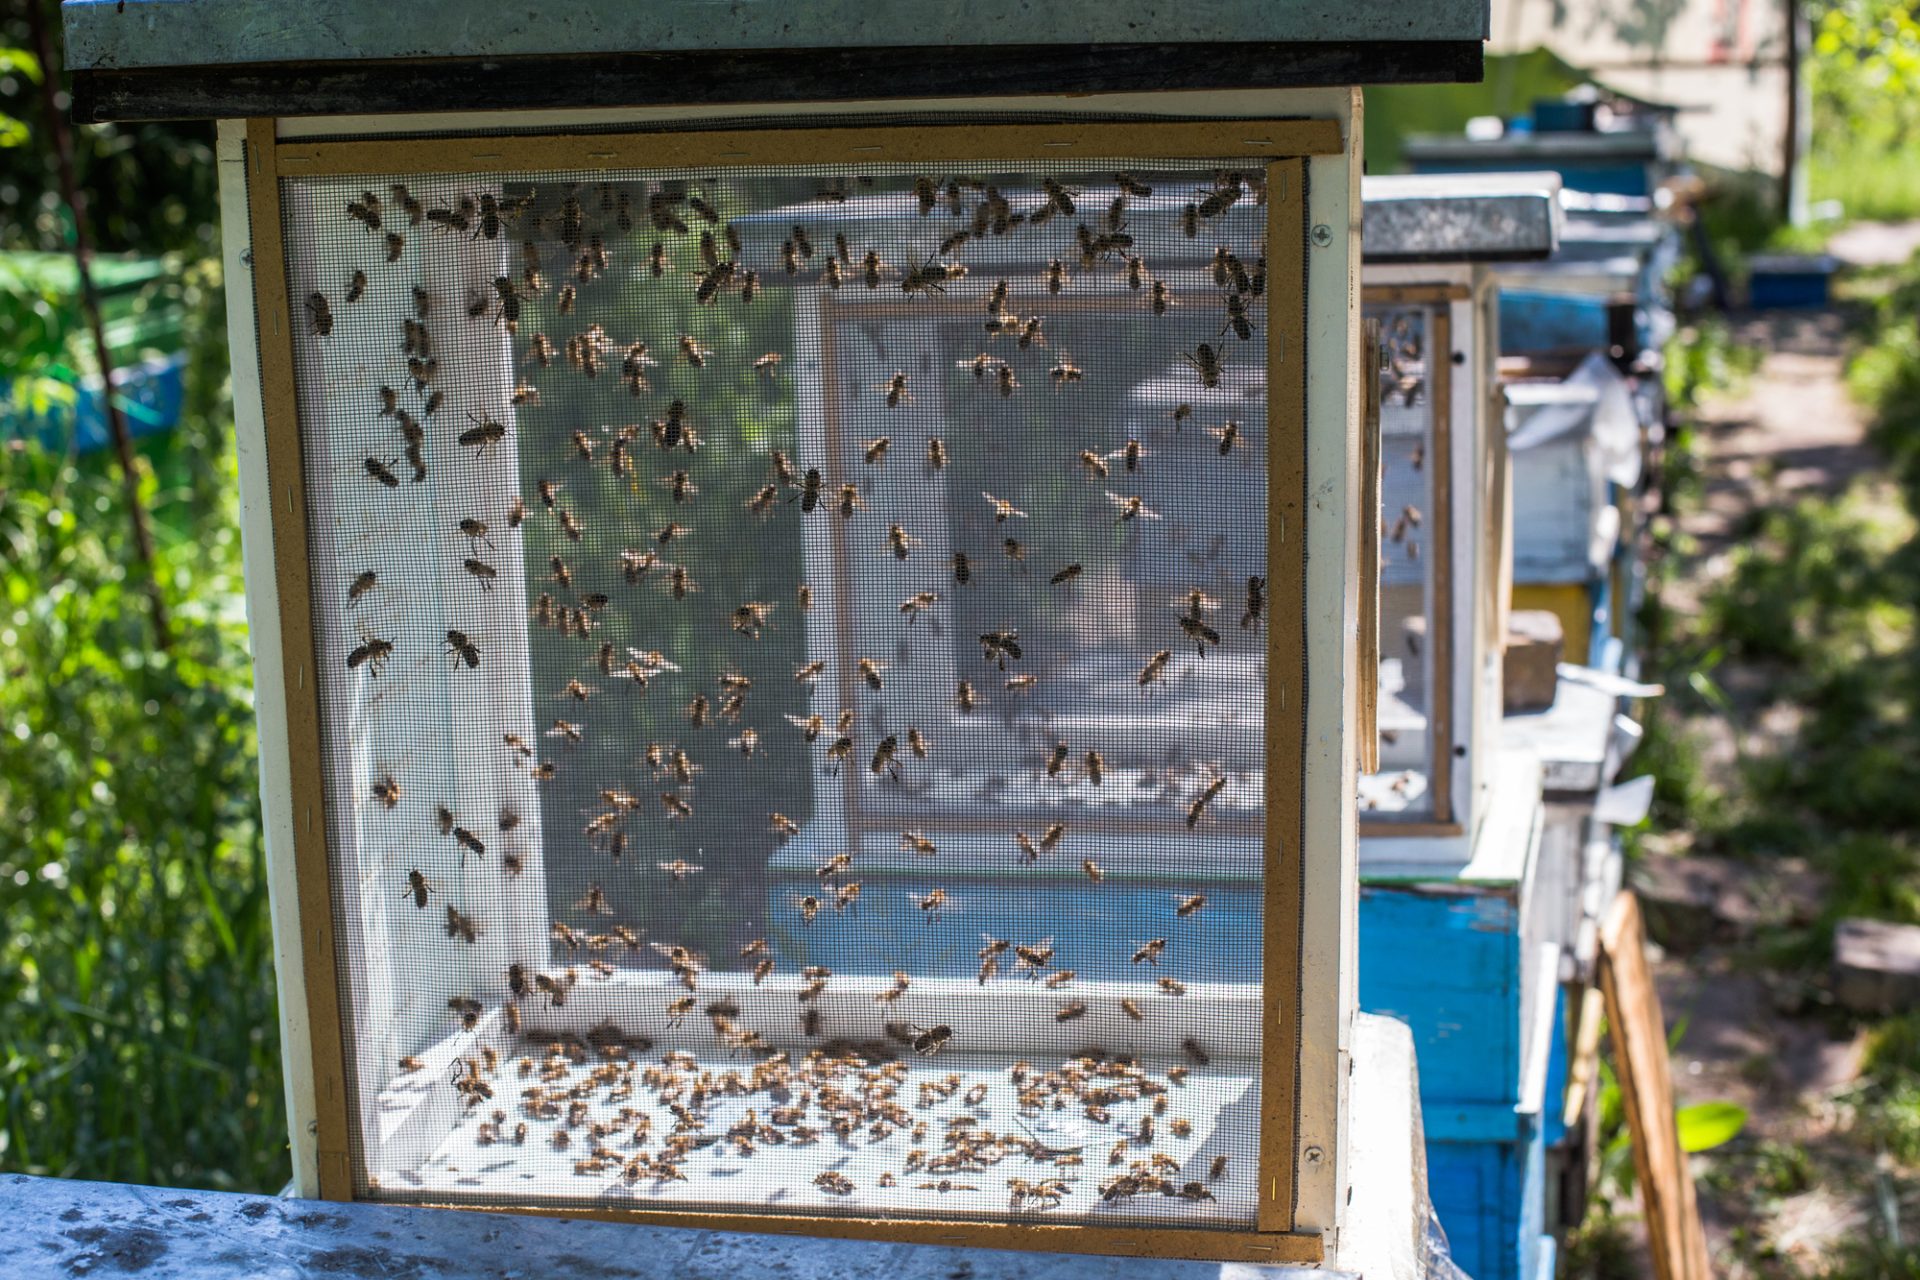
1310, 224, 1333, 247
1304, 1144, 1325, 1165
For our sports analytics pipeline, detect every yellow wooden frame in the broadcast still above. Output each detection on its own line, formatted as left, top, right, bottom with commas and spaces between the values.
1357, 284, 1457, 837
245, 117, 1321, 1264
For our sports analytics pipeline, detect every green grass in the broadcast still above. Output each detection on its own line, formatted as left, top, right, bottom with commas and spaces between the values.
0, 259, 288, 1193
1811, 142, 1920, 223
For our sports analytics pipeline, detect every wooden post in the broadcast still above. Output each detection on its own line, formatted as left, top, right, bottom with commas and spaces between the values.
27, 0, 171, 650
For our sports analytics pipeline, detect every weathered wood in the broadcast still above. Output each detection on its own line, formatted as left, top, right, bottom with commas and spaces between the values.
1502, 610, 1564, 713
71, 43, 1485, 124
1597, 892, 1712, 1280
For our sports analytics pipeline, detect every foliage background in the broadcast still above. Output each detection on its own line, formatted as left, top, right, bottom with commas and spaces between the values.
0, 0, 285, 1192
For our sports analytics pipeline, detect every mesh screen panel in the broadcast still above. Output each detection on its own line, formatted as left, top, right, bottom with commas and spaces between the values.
280, 156, 1283, 1229
1359, 302, 1436, 818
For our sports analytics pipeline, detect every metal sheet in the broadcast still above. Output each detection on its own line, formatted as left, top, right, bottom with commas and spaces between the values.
63, 0, 1490, 69
1361, 172, 1562, 263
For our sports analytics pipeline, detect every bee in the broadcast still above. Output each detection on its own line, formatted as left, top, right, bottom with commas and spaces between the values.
343, 270, 367, 304
796, 894, 821, 925
1179, 613, 1222, 655
1082, 858, 1104, 883
1005, 674, 1036, 693
1221, 291, 1254, 342
900, 830, 937, 856
877, 372, 910, 408
1149, 280, 1174, 314
346, 569, 378, 607
1109, 438, 1146, 473
815, 1171, 855, 1195
444, 906, 480, 945
1180, 343, 1224, 388
660, 792, 693, 821
677, 335, 711, 368
1014, 831, 1042, 864
908, 727, 930, 759
824, 257, 843, 289
862, 249, 886, 289
458, 412, 507, 459
834, 882, 862, 913
978, 629, 1022, 669
916, 888, 949, 921
1002, 538, 1027, 566
956, 680, 978, 713
871, 734, 901, 779
1040, 822, 1066, 853
372, 773, 401, 809
363, 456, 400, 489
1119, 997, 1145, 1022
346, 635, 394, 676
1243, 575, 1267, 629
1106, 491, 1162, 523
1138, 648, 1172, 688
981, 491, 1028, 523
1132, 938, 1167, 965
1041, 742, 1072, 780
860, 435, 893, 468
732, 601, 774, 639
1049, 357, 1084, 388
995, 363, 1019, 397
463, 558, 497, 591
886, 524, 919, 561
384, 232, 404, 262
452, 825, 486, 861
402, 868, 436, 908
1055, 1000, 1088, 1023
909, 1023, 952, 1057
1045, 258, 1068, 294
1127, 254, 1146, 289
1187, 774, 1227, 829
445, 629, 480, 670
730, 728, 761, 757
823, 734, 854, 774
1181, 1038, 1212, 1067
667, 565, 699, 600
950, 551, 973, 587
1078, 450, 1110, 480
1176, 893, 1208, 918
795, 467, 823, 513
771, 813, 801, 841
857, 657, 886, 690
901, 254, 964, 298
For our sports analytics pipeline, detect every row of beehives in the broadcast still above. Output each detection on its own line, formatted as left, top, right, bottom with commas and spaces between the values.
1354, 98, 1681, 1280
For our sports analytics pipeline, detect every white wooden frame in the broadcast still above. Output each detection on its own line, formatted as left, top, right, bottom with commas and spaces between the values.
215, 85, 1360, 1251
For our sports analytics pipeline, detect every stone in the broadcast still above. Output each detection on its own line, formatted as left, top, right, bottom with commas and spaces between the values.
1833, 917, 1920, 1015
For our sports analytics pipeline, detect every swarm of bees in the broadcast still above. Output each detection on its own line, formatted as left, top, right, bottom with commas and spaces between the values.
317, 165, 1274, 1219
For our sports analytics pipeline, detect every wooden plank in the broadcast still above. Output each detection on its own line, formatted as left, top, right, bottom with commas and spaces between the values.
1357, 318, 1382, 776
70, 43, 1485, 124
242, 118, 357, 1202
1257, 155, 1308, 1235
1597, 892, 1712, 1280
1428, 307, 1453, 826
274, 120, 1341, 180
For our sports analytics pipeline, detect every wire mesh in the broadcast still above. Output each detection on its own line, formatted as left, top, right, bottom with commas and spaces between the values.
1360, 302, 1436, 818
280, 155, 1280, 1229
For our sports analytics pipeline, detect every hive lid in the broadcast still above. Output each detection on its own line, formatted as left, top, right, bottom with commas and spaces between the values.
1361, 171, 1562, 263
63, 0, 1490, 122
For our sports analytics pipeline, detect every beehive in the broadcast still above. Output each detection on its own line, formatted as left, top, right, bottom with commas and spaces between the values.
223, 112, 1363, 1261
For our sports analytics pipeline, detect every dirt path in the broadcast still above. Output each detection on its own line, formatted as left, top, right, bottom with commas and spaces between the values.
1643, 308, 1883, 1276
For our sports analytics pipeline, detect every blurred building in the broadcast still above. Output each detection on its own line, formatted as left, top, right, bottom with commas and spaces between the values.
1490, 0, 1805, 209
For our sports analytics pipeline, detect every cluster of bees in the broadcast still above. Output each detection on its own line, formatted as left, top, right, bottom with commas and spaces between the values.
312, 164, 1273, 1214
416, 1028, 1235, 1213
